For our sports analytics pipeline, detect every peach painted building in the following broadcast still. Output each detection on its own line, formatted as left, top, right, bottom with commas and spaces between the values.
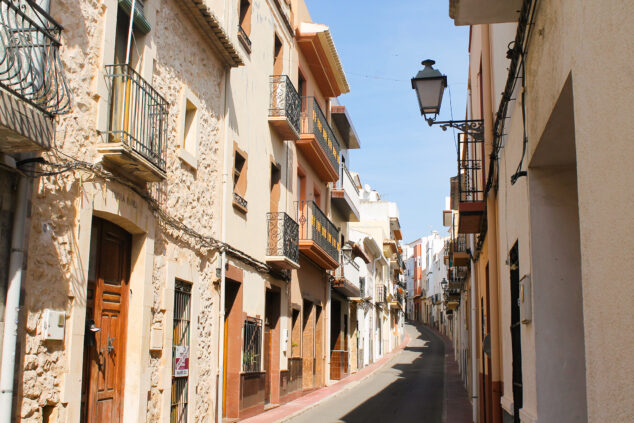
434, 1, 634, 423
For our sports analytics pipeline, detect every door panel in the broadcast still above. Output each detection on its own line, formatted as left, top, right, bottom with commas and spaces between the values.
84, 218, 131, 423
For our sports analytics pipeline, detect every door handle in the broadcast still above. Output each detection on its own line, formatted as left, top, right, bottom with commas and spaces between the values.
107, 337, 115, 354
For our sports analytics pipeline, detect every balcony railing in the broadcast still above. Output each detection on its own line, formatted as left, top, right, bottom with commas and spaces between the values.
301, 97, 341, 172
105, 64, 168, 171
237, 24, 251, 51
0, 0, 71, 115
266, 212, 299, 267
269, 75, 301, 135
297, 200, 339, 265
332, 163, 360, 220
458, 133, 484, 203
376, 284, 386, 304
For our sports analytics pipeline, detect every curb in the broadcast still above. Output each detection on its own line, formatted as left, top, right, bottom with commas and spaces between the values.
266, 333, 412, 423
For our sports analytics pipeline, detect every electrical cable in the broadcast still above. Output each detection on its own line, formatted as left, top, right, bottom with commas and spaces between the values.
29, 148, 273, 275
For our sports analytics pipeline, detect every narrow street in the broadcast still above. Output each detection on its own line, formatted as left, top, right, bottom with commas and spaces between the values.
285, 323, 454, 423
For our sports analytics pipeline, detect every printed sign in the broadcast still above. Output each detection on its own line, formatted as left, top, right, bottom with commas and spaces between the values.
174, 346, 189, 377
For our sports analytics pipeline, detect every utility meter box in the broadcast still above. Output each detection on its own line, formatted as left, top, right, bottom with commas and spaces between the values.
520, 274, 532, 324
42, 309, 65, 341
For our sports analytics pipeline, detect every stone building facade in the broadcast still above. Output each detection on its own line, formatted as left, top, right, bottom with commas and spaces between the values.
0, 0, 389, 422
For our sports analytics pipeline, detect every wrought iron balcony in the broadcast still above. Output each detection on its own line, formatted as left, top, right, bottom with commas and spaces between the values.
0, 0, 71, 153
0, 0, 70, 115
298, 97, 341, 182
457, 132, 485, 233
266, 212, 299, 269
297, 200, 340, 269
269, 75, 300, 139
450, 234, 470, 267
99, 64, 168, 182
331, 163, 360, 222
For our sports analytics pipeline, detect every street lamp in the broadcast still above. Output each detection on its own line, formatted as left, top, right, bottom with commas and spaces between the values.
441, 278, 448, 291
411, 59, 483, 141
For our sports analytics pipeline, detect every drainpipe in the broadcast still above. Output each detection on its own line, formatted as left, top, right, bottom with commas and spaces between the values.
217, 65, 232, 423
0, 175, 29, 423
470, 235, 478, 423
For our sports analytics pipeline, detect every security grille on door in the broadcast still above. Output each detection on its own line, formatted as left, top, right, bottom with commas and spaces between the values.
243, 317, 262, 373
171, 281, 191, 423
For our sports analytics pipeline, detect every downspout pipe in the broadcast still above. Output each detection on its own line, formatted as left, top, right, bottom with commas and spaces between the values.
0, 175, 29, 423
470, 234, 478, 423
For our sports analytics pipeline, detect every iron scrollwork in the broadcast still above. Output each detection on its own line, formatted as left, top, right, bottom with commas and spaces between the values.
266, 212, 299, 264
427, 118, 484, 142
0, 0, 72, 115
269, 75, 301, 134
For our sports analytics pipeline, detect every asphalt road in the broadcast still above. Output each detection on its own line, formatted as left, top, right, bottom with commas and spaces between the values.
284, 322, 445, 423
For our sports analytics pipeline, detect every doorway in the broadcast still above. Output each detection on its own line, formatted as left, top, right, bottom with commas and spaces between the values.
509, 243, 522, 423
81, 217, 131, 423
301, 300, 314, 389
264, 288, 281, 405
223, 280, 242, 418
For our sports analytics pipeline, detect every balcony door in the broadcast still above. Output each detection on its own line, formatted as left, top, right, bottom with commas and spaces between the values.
109, 7, 142, 140
82, 218, 131, 423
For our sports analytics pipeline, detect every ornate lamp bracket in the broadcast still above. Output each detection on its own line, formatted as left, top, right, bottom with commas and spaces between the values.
426, 118, 484, 142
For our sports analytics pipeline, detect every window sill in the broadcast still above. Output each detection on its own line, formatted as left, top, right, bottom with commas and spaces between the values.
178, 148, 198, 170
232, 193, 248, 214
237, 26, 252, 54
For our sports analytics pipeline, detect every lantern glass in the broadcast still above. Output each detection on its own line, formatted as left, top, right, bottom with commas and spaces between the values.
411, 59, 447, 119
413, 77, 445, 115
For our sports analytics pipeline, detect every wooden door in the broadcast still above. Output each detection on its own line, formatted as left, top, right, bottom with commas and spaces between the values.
84, 218, 131, 423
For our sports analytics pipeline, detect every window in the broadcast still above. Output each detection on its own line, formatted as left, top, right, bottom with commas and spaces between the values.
238, 0, 252, 51
270, 162, 281, 212
178, 91, 200, 169
273, 34, 283, 75
232, 146, 248, 212
291, 308, 301, 357
171, 281, 191, 423
243, 317, 262, 373
298, 70, 306, 98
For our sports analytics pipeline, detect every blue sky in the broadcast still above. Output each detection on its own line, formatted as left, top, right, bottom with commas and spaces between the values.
306, 0, 469, 243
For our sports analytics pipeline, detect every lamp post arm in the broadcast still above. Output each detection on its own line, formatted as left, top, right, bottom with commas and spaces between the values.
427, 118, 484, 141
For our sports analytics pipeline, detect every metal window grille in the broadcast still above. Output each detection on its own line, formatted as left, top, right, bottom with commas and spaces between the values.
243, 317, 262, 373
171, 281, 191, 423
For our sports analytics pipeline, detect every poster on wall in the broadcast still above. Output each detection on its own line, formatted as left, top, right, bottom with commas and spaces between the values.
174, 345, 189, 377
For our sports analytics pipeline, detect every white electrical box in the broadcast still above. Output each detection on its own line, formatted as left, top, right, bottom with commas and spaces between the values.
42, 309, 65, 341
282, 329, 289, 352
520, 274, 532, 324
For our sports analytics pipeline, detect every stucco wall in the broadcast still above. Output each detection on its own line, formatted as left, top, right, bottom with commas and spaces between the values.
522, 1, 634, 422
